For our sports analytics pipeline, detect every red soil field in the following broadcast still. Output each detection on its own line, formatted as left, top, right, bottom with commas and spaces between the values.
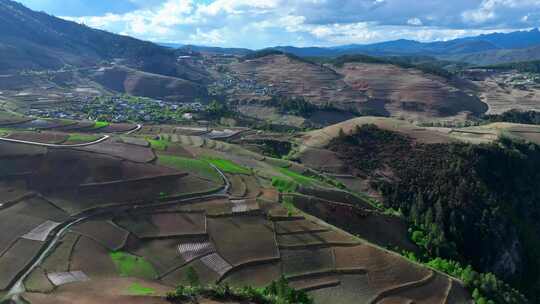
115, 211, 206, 239
277, 230, 359, 248
292, 195, 416, 252
71, 220, 130, 251
9, 196, 69, 222
0, 239, 43, 290
0, 210, 45, 256
377, 273, 451, 304
274, 219, 329, 235
0, 141, 46, 157
125, 235, 210, 276
7, 131, 67, 144
281, 247, 335, 277
70, 236, 117, 278
206, 215, 279, 266
222, 261, 282, 287
24, 278, 171, 304
334, 245, 431, 292
76, 139, 156, 163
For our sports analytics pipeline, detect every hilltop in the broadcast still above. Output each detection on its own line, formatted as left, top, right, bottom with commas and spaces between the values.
225, 53, 485, 124
0, 0, 179, 76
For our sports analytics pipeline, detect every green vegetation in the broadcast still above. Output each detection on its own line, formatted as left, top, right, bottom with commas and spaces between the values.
82, 95, 191, 123
166, 276, 312, 304
271, 167, 341, 195
127, 283, 155, 296
66, 133, 100, 143
483, 110, 540, 125
148, 138, 169, 151
206, 100, 232, 119
271, 167, 322, 193
281, 195, 298, 216
277, 167, 317, 186
204, 157, 251, 175
402, 250, 526, 304
109, 251, 158, 279
329, 125, 539, 302
92, 121, 110, 129
271, 176, 298, 193
157, 155, 222, 183
0, 128, 11, 137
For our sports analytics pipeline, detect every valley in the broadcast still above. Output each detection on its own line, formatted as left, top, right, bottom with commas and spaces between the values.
1, 1, 540, 303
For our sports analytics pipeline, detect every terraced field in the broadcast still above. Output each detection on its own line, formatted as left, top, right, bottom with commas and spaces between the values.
0, 118, 472, 304
228, 54, 485, 121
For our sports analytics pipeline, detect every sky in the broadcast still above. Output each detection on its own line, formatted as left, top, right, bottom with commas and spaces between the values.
17, 0, 540, 49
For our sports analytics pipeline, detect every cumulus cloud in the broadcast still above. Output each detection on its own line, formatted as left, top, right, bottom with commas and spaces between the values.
59, 0, 540, 48
462, 0, 540, 25
407, 17, 423, 26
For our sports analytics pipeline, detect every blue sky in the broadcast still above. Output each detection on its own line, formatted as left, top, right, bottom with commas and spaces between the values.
17, 0, 540, 49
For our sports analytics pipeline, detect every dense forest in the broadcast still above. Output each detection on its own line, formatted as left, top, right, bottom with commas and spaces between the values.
482, 60, 540, 74
328, 125, 540, 303
483, 110, 540, 125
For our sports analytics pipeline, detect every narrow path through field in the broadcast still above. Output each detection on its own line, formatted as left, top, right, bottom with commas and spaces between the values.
2, 164, 230, 304
125, 124, 143, 135
4, 217, 87, 303
0, 135, 110, 148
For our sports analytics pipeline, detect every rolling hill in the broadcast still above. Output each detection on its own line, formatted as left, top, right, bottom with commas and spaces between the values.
229, 53, 485, 121
88, 66, 208, 103
0, 0, 178, 75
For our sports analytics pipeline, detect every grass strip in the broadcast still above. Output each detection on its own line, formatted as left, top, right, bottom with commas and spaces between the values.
157, 154, 222, 184
92, 121, 110, 129
203, 157, 251, 175
110, 251, 158, 279
128, 283, 155, 296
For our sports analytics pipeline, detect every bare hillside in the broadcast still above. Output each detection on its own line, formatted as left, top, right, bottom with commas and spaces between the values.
89, 66, 208, 102
227, 54, 487, 120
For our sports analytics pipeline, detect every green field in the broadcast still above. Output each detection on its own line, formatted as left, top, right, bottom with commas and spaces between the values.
277, 167, 320, 187
271, 167, 323, 193
92, 121, 110, 129
157, 154, 222, 183
127, 283, 155, 296
204, 157, 251, 175
109, 251, 158, 279
0, 128, 10, 137
148, 138, 170, 151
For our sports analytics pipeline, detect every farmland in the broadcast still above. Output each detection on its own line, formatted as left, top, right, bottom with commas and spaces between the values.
7, 2, 540, 303
0, 111, 476, 304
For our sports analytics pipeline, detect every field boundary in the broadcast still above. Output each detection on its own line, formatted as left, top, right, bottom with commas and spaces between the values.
0, 135, 110, 148
367, 270, 435, 304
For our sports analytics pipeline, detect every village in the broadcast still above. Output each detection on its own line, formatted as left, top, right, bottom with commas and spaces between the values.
20, 93, 206, 123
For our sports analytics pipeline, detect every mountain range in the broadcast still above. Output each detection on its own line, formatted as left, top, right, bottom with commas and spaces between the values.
1, 0, 540, 74
269, 29, 540, 64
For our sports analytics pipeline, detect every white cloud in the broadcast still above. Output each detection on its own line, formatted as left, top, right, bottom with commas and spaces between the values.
407, 17, 423, 26
462, 0, 540, 24
60, 0, 540, 48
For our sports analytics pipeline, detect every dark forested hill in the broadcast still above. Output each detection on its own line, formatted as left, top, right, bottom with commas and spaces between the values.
328, 124, 540, 303
0, 0, 178, 74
